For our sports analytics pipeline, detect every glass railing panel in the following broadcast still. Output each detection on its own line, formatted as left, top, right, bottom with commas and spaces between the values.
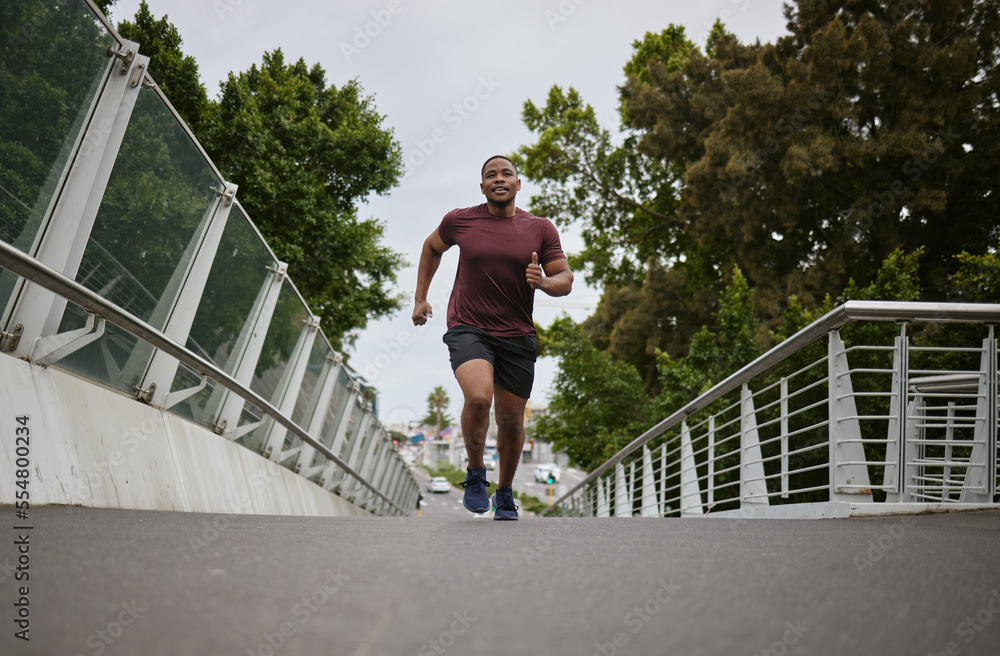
294, 335, 332, 427
234, 279, 311, 452
325, 367, 353, 443
249, 279, 311, 404
51, 86, 222, 395
0, 0, 117, 308
306, 366, 354, 474
164, 204, 275, 430
271, 335, 334, 463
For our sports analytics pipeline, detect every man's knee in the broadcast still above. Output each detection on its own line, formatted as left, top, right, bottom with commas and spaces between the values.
494, 408, 523, 428
464, 395, 492, 414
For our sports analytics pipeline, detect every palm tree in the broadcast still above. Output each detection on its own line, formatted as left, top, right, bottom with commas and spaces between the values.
422, 386, 451, 439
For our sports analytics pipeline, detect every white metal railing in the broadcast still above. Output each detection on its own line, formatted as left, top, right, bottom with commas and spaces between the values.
0, 0, 418, 516
542, 302, 1000, 518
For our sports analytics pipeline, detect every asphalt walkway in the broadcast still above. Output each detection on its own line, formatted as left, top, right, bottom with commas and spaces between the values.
1, 507, 998, 655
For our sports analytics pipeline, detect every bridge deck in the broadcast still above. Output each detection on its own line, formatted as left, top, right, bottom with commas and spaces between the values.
3, 507, 999, 655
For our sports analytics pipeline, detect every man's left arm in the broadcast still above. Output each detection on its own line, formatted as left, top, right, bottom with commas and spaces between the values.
526, 252, 574, 297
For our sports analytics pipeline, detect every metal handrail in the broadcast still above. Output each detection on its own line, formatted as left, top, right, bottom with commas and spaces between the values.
541, 300, 1000, 515
0, 239, 409, 516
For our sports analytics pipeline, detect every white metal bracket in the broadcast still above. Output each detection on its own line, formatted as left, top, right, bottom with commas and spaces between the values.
161, 375, 208, 410
32, 313, 106, 365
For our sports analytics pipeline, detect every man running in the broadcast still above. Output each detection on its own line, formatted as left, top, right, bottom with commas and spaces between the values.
412, 155, 574, 520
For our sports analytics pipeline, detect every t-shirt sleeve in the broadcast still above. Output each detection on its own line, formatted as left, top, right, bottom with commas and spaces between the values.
437, 209, 459, 246
539, 219, 566, 265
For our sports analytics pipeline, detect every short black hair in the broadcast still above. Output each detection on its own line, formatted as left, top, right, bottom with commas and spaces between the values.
481, 155, 518, 178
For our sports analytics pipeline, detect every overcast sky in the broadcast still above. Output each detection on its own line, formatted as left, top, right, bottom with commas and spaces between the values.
109, 0, 789, 430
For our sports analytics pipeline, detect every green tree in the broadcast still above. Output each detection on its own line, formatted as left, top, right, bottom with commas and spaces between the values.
623, 0, 1000, 312
200, 50, 405, 348
421, 385, 452, 438
514, 28, 696, 290
952, 245, 1000, 304
110, 4, 407, 348
93, 0, 116, 17
514, 27, 721, 394
117, 1, 208, 132
534, 317, 654, 471
654, 267, 765, 416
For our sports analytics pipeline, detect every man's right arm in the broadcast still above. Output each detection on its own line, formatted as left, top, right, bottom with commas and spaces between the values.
412, 229, 450, 326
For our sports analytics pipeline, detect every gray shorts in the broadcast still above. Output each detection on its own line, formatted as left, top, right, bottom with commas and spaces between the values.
442, 325, 538, 399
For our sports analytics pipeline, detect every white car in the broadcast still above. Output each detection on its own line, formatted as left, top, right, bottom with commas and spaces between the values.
427, 476, 451, 494
533, 463, 561, 484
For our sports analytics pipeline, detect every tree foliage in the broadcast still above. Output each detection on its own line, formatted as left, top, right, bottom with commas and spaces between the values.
534, 317, 654, 471
421, 385, 453, 436
200, 50, 405, 348
116, 1, 208, 133
112, 7, 406, 349
622, 0, 999, 311
519, 0, 1000, 470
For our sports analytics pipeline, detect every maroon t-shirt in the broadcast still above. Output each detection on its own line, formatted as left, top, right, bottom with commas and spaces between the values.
437, 204, 566, 337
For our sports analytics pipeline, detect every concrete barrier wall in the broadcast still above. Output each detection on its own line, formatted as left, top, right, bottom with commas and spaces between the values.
0, 354, 367, 516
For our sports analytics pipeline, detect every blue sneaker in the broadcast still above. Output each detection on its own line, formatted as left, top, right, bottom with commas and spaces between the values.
492, 487, 519, 521
461, 467, 491, 513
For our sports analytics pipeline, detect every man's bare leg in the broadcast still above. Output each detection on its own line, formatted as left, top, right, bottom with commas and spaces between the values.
494, 385, 528, 488
455, 359, 494, 469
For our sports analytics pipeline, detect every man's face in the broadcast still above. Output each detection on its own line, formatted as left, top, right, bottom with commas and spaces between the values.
480, 158, 521, 206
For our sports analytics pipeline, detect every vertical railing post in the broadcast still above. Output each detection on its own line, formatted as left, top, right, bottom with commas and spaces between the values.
614, 462, 631, 516
206, 263, 287, 437
707, 417, 715, 509
293, 353, 343, 473
827, 329, 873, 503
884, 325, 914, 502
988, 326, 998, 502
780, 377, 789, 498
135, 182, 238, 406
659, 444, 668, 515
680, 421, 703, 516
944, 402, 955, 500
960, 328, 996, 503
4, 45, 150, 352
740, 384, 769, 508
259, 314, 320, 460
596, 477, 609, 517
640, 445, 658, 517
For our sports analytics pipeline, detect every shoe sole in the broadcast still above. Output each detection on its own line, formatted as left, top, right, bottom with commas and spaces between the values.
491, 494, 518, 520
463, 491, 489, 514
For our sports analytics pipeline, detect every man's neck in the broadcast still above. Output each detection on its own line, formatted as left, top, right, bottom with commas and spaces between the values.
486, 200, 517, 218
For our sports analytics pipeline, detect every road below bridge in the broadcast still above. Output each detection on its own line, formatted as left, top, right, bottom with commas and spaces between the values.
1, 507, 998, 655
